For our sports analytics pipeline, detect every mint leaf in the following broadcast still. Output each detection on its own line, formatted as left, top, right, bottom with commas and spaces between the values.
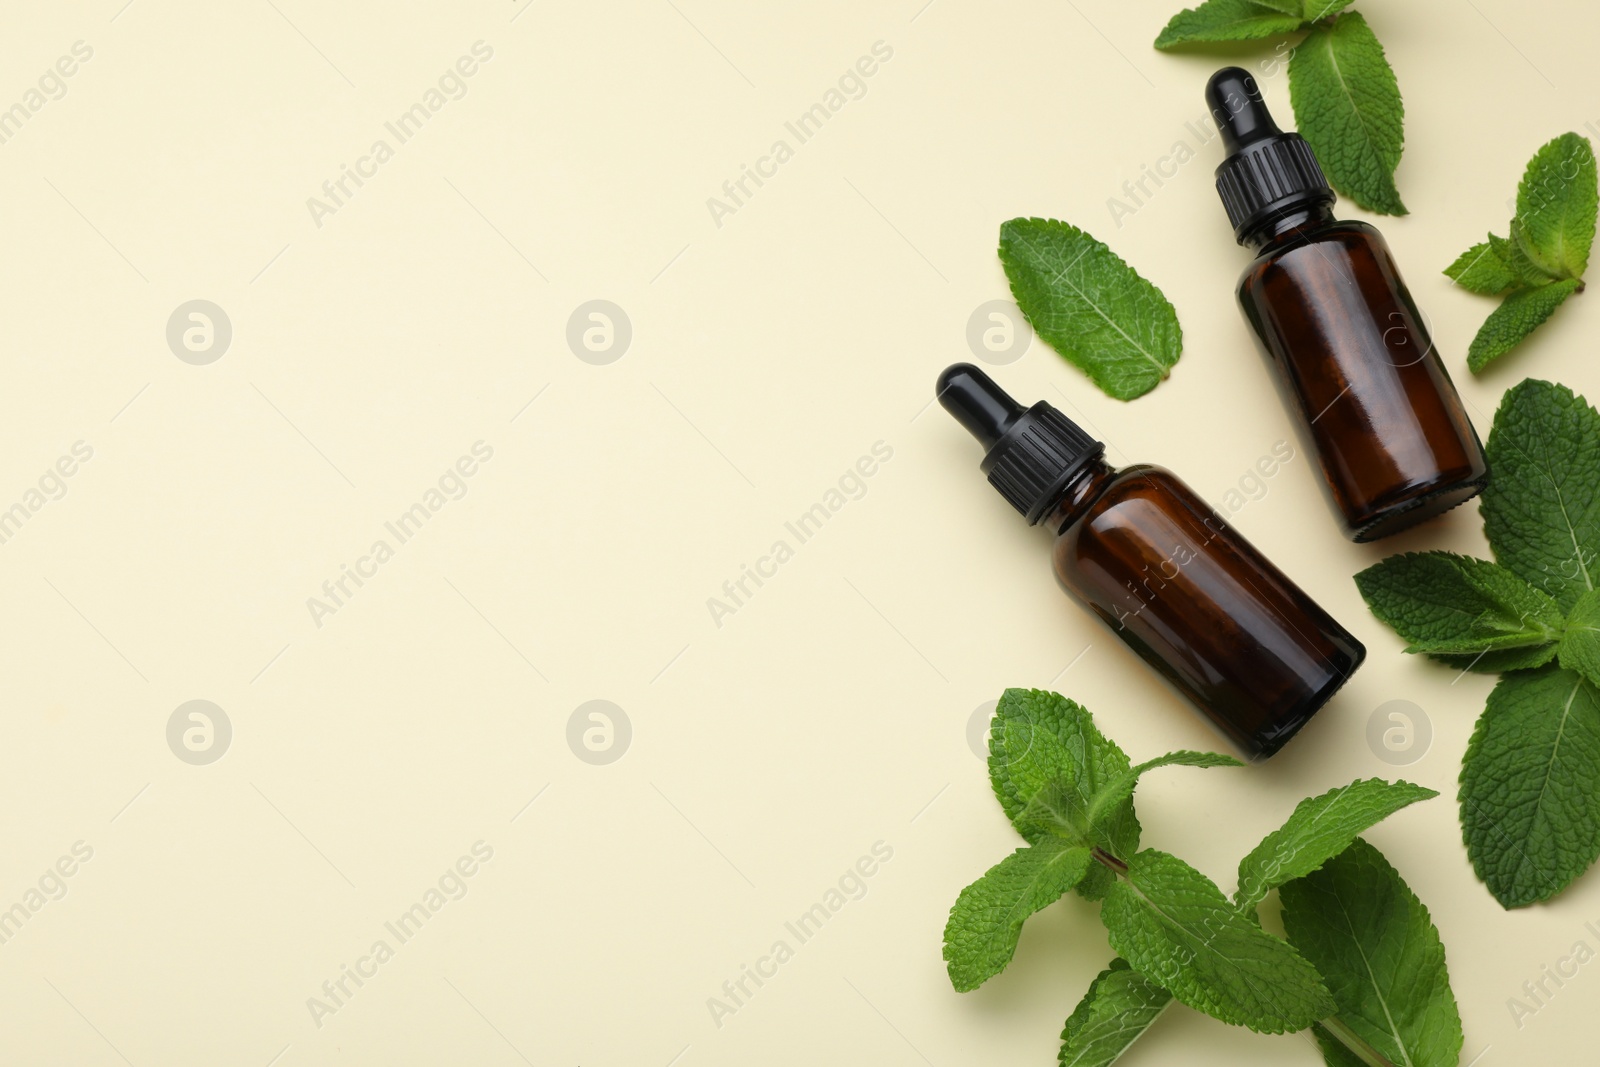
1444, 237, 1519, 296
1459, 665, 1600, 907
1506, 221, 1565, 287
1058, 959, 1174, 1067
1281, 839, 1464, 1067
1515, 132, 1598, 281
988, 689, 1141, 902
1025, 749, 1238, 898
1480, 379, 1600, 612
1100, 849, 1335, 1032
1559, 590, 1600, 689
1154, 0, 1306, 49
1467, 278, 1582, 372
1233, 778, 1437, 912
988, 688, 1132, 845
1428, 644, 1558, 675
1075, 828, 1135, 903
1353, 551, 1565, 658
1301, 0, 1355, 16
999, 219, 1182, 401
943, 840, 1094, 991
1290, 12, 1406, 216
1086, 751, 1242, 846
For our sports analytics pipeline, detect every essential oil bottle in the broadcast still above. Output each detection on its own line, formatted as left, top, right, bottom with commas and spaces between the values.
937, 363, 1364, 760
1205, 67, 1489, 542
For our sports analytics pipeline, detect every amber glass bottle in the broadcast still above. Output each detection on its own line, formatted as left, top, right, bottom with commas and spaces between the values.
1206, 68, 1489, 542
938, 364, 1364, 760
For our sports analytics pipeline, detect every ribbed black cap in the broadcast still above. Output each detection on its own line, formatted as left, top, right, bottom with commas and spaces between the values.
1206, 67, 1334, 243
936, 364, 1104, 525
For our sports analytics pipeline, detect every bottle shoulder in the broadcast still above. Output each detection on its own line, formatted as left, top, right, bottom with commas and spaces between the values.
1238, 218, 1388, 291
1051, 463, 1184, 533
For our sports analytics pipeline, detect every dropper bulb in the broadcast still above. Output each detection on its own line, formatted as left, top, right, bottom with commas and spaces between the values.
1206, 67, 1280, 155
936, 363, 1024, 452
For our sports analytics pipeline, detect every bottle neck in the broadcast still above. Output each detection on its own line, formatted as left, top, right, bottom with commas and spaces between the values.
1039, 458, 1117, 533
1242, 202, 1336, 252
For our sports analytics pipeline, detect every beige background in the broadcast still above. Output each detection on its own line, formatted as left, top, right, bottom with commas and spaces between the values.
1, 0, 1596, 1063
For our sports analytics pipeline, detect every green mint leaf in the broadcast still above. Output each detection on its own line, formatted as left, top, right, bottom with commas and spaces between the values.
998, 219, 1182, 401
1154, 0, 1306, 49
1459, 665, 1600, 907
1559, 590, 1600, 689
1467, 278, 1582, 372
1289, 12, 1406, 216
1352, 551, 1565, 658
1515, 132, 1598, 281
1075, 856, 1122, 904
1026, 749, 1237, 897
1020, 780, 1139, 905
1233, 778, 1438, 912
1058, 959, 1174, 1067
1480, 379, 1600, 611
1444, 236, 1520, 296
1086, 751, 1243, 846
1301, 0, 1355, 17
989, 689, 1132, 846
943, 840, 1094, 991
1506, 221, 1565, 287
1427, 644, 1559, 675
1281, 839, 1464, 1067
1100, 849, 1335, 1031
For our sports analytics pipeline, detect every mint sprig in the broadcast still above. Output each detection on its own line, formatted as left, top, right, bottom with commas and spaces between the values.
1057, 960, 1172, 1067
1281, 839, 1465, 1067
1154, 0, 1306, 48
1154, 5, 1407, 215
997, 219, 1182, 401
1459, 667, 1600, 908
1445, 133, 1596, 371
1353, 552, 1564, 663
1354, 378, 1600, 907
1234, 778, 1438, 912
1100, 849, 1335, 1031
944, 841, 1092, 992
1289, 12, 1405, 216
1559, 591, 1600, 684
944, 688, 1456, 1067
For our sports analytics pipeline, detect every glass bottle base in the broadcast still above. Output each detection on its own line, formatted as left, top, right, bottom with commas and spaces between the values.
1349, 470, 1491, 543
1246, 638, 1366, 762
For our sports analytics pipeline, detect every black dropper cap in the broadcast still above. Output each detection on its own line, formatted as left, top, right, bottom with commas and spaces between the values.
937, 363, 1104, 525
1205, 67, 1334, 244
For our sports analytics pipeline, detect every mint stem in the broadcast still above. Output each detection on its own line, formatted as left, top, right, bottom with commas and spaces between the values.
1090, 847, 1128, 876
1319, 1016, 1399, 1067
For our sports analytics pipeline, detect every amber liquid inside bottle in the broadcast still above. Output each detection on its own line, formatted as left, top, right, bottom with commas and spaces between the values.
1044, 458, 1365, 760
1237, 206, 1490, 541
